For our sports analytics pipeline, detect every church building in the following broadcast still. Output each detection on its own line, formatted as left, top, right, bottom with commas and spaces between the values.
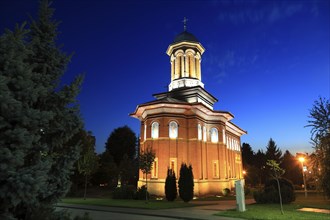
130, 24, 246, 196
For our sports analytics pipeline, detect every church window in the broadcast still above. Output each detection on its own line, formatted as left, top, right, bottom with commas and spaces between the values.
197, 124, 202, 140
151, 122, 159, 139
152, 158, 158, 178
210, 128, 218, 143
203, 126, 207, 142
169, 121, 178, 138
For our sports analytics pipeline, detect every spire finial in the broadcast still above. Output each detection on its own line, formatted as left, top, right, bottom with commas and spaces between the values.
183, 17, 188, 31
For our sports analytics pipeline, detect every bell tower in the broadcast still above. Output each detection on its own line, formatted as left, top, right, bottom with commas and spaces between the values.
166, 18, 205, 91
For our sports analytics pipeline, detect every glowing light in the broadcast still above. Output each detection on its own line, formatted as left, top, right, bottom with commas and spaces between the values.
299, 157, 305, 163
242, 170, 246, 175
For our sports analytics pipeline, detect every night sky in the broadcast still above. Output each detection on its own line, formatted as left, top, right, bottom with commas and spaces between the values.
1, 0, 329, 154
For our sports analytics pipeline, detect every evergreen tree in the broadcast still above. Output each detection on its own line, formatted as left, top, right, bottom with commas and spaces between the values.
0, 1, 83, 219
265, 138, 282, 163
165, 169, 177, 201
281, 150, 301, 185
254, 149, 267, 185
241, 143, 254, 168
178, 163, 194, 203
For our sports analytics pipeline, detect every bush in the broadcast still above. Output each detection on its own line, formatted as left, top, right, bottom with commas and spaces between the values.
165, 169, 177, 201
178, 163, 194, 202
254, 178, 295, 204
244, 187, 251, 196
134, 185, 149, 200
222, 188, 230, 197
112, 185, 135, 199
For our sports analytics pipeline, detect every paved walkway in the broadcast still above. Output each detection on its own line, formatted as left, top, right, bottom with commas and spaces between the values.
56, 199, 255, 220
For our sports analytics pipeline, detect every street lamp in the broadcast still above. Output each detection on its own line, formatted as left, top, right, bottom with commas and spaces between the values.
298, 157, 308, 197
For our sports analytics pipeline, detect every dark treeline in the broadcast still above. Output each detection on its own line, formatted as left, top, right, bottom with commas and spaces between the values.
241, 138, 302, 187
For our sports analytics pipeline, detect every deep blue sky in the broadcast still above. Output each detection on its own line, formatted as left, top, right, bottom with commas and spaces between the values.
1, 0, 329, 154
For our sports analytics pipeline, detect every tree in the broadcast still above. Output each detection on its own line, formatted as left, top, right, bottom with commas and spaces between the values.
0, 1, 83, 219
306, 97, 330, 198
280, 150, 302, 185
254, 150, 267, 185
241, 143, 254, 167
105, 126, 137, 166
77, 131, 98, 200
165, 169, 177, 201
265, 138, 282, 163
139, 146, 155, 203
267, 160, 285, 215
178, 163, 194, 203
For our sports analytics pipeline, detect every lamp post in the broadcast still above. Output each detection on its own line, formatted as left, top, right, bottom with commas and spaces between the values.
299, 157, 308, 197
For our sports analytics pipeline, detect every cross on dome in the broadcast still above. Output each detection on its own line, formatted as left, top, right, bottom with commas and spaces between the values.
183, 17, 188, 31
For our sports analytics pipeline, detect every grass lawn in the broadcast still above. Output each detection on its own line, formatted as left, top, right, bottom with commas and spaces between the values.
61, 198, 196, 209
216, 192, 330, 220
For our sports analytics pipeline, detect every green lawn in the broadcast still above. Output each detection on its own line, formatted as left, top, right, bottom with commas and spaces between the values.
216, 192, 330, 220
61, 198, 195, 209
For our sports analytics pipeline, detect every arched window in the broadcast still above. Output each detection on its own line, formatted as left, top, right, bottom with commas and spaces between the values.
203, 126, 207, 142
197, 124, 202, 140
211, 128, 218, 143
169, 121, 178, 139
151, 122, 159, 139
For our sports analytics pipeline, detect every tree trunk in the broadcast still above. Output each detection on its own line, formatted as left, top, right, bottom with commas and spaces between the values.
83, 174, 88, 200
276, 178, 284, 215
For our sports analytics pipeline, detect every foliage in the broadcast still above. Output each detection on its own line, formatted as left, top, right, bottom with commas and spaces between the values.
105, 125, 137, 166
241, 143, 254, 168
134, 185, 149, 200
92, 151, 118, 188
222, 188, 231, 197
165, 169, 177, 201
280, 150, 302, 185
253, 178, 295, 205
306, 97, 330, 198
267, 159, 285, 214
178, 163, 194, 203
112, 185, 135, 200
77, 131, 98, 200
139, 146, 155, 202
0, 1, 83, 219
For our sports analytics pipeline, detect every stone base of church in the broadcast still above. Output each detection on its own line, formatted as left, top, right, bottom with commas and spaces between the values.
138, 178, 240, 196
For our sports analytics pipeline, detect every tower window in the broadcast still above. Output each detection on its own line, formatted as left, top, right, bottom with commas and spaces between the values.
169, 121, 178, 138
151, 122, 159, 139
210, 128, 218, 143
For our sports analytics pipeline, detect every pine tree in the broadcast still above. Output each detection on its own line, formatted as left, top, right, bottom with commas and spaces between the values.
0, 1, 83, 219
265, 138, 282, 164
178, 163, 194, 202
165, 168, 177, 201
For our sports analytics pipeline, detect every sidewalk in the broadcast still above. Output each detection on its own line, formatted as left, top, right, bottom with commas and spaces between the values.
57, 199, 255, 220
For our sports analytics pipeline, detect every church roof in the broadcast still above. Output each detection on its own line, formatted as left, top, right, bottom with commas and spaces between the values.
172, 31, 199, 44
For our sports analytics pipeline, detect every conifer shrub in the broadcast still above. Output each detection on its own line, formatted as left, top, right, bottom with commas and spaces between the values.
178, 163, 194, 202
165, 169, 177, 201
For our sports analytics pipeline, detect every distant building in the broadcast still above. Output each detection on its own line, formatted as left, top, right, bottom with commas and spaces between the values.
130, 27, 246, 196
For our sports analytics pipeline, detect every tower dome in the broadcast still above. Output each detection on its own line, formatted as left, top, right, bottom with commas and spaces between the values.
172, 31, 199, 44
